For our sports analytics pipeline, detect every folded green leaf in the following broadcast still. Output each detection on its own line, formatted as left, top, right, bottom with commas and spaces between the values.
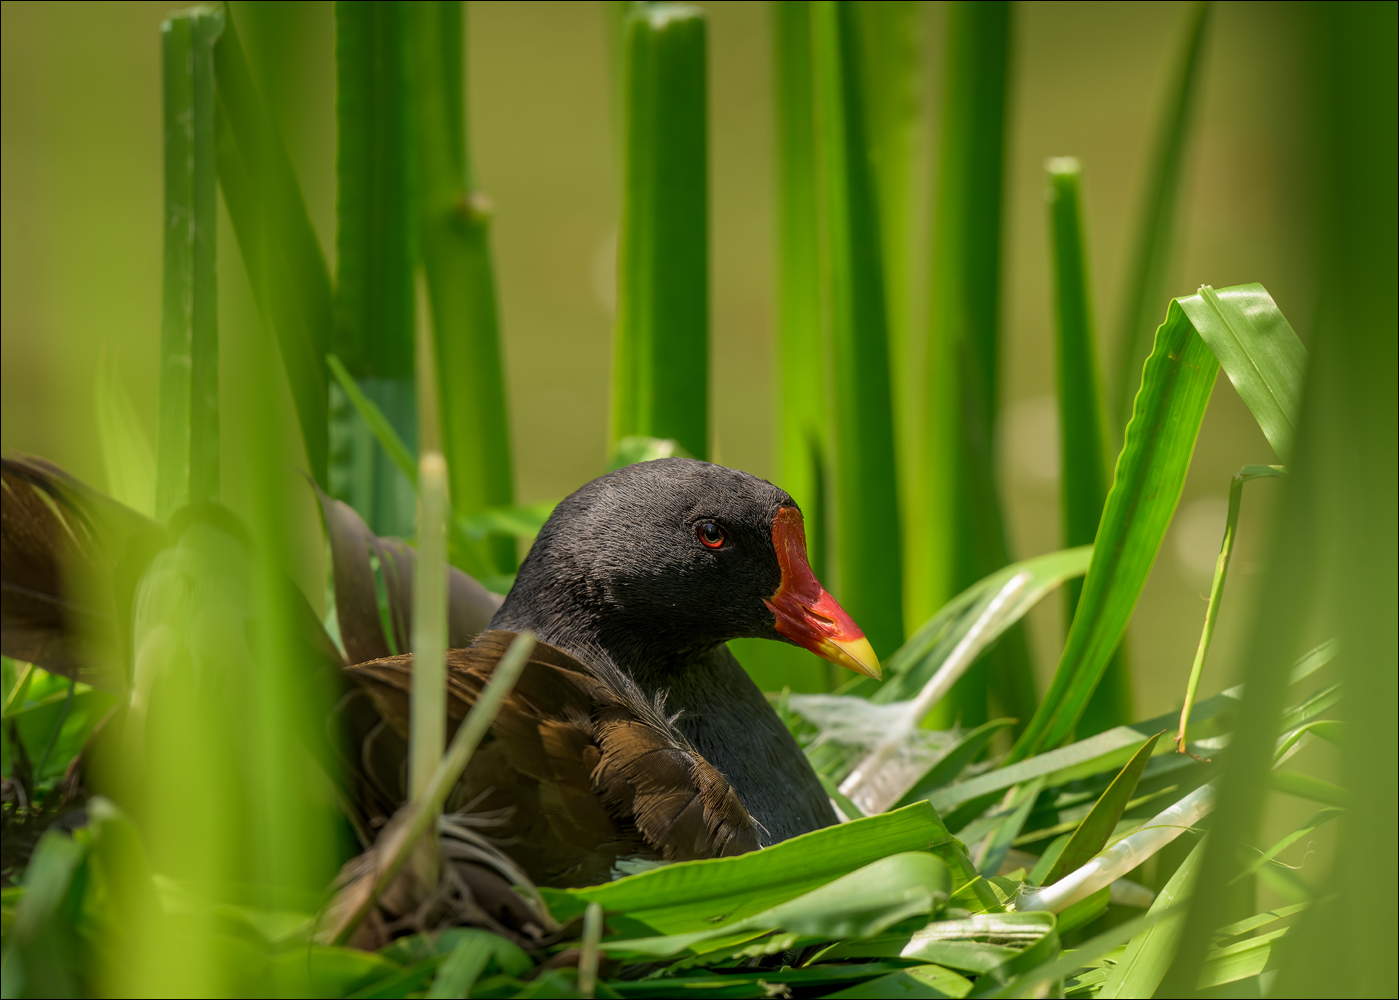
1176, 284, 1307, 462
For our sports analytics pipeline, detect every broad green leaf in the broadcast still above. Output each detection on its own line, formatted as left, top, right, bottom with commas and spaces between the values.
1112, 1, 1210, 426
1046, 157, 1132, 735
1176, 284, 1307, 462
827, 964, 972, 999
612, 3, 709, 461
810, 0, 904, 660
158, 7, 223, 519
410, 0, 516, 576
1099, 838, 1204, 998
1041, 732, 1163, 885
915, 1, 1033, 732
1012, 295, 1221, 759
213, 13, 332, 485
600, 852, 949, 958
541, 801, 952, 935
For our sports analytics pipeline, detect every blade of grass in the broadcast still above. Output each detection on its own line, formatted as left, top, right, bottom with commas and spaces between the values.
158, 7, 223, 519
410, 1, 516, 575
213, 12, 332, 486
1010, 297, 1220, 760
810, 0, 903, 660
1175, 465, 1285, 752
611, 2, 708, 461
1098, 838, 1204, 998
1111, 1, 1211, 427
332, 0, 417, 539
1041, 732, 1163, 885
916, 1, 1033, 732
1046, 157, 1131, 735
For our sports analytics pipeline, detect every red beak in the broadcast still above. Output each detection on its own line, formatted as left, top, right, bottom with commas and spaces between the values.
764, 507, 881, 679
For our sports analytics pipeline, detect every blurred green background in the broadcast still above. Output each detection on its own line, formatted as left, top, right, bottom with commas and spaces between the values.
0, 0, 1315, 721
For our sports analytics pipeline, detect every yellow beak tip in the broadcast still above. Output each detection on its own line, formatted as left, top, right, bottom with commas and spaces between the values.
822, 636, 881, 681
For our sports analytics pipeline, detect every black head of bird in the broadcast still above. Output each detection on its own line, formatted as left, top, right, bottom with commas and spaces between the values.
492, 456, 879, 684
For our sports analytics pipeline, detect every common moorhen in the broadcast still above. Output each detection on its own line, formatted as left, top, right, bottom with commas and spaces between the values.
343, 457, 879, 888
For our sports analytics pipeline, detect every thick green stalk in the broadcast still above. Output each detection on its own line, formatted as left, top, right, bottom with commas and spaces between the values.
611, 2, 708, 461
772, 1, 824, 564
410, 0, 516, 575
810, 1, 903, 660
1111, 1, 1211, 428
158, 8, 223, 518
332, 1, 418, 538
213, 14, 332, 486
850, 1, 921, 459
1169, 6, 1397, 994
1046, 159, 1131, 733
917, 1, 1033, 729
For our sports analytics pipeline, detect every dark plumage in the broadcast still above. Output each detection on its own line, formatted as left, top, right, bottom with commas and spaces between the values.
488, 457, 840, 843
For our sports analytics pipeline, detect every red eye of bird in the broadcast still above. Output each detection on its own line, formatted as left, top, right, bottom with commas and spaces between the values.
697, 521, 726, 548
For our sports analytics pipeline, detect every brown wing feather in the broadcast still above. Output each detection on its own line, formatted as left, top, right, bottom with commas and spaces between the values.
340, 631, 758, 886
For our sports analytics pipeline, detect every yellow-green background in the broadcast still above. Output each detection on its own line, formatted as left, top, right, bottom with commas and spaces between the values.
1, 1, 1315, 721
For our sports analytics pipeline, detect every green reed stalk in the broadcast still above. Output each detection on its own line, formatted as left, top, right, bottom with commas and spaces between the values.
1046, 159, 1131, 734
772, 1, 824, 566
213, 14, 332, 486
1167, 6, 1397, 993
850, 1, 921, 460
810, 0, 904, 660
410, 1, 516, 575
1174, 465, 1284, 752
611, 2, 709, 462
157, 7, 223, 519
410, 452, 449, 801
1111, 1, 1210, 428
918, 1, 1034, 730
332, 1, 418, 538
